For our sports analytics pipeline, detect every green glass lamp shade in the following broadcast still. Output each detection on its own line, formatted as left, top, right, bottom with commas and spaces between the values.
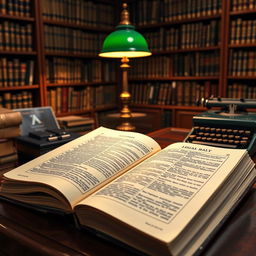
99, 25, 151, 58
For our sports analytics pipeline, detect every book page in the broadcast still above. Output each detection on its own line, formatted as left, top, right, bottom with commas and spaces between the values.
77, 142, 250, 243
2, 127, 160, 208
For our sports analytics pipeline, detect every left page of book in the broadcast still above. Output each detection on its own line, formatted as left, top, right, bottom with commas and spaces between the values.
1, 127, 161, 211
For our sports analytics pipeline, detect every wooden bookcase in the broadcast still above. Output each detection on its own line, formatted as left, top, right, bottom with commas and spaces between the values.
126, 0, 256, 128
0, 0, 118, 119
1, 0, 256, 130
0, 0, 41, 109
226, 1, 256, 99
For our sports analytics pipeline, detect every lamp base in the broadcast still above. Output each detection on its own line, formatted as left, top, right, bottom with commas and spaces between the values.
116, 121, 135, 131
105, 113, 147, 132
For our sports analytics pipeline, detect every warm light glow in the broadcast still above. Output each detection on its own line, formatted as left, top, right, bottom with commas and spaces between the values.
99, 51, 152, 58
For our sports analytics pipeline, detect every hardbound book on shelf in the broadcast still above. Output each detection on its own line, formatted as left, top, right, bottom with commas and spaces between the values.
0, 127, 255, 256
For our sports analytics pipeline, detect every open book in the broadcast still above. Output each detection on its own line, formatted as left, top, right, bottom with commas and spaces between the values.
0, 127, 256, 256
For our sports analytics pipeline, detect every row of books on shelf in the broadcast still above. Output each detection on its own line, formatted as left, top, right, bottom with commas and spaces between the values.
173, 52, 220, 76
44, 25, 106, 54
47, 85, 116, 114
0, 0, 31, 17
177, 20, 219, 49
229, 49, 256, 76
130, 56, 170, 78
145, 20, 220, 52
130, 81, 218, 106
46, 58, 116, 84
131, 53, 219, 79
48, 86, 91, 114
0, 91, 33, 109
0, 58, 34, 87
232, 0, 256, 11
130, 0, 222, 26
168, 20, 219, 50
0, 21, 33, 51
230, 18, 256, 45
227, 82, 256, 98
42, 0, 114, 28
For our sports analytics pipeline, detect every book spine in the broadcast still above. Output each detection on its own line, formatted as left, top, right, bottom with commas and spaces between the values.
7, 60, 14, 87
0, 153, 18, 164
0, 139, 17, 157
0, 110, 22, 129
13, 58, 19, 87
0, 0, 7, 14
2, 58, 8, 87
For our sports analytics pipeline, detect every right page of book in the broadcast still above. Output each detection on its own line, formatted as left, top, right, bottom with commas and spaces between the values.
77, 142, 255, 252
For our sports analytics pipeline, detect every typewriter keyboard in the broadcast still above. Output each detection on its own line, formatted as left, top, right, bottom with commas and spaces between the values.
185, 126, 253, 149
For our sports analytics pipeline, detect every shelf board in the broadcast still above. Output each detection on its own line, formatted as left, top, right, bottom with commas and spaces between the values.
43, 19, 113, 32
56, 104, 117, 116
56, 109, 93, 117
0, 85, 39, 91
131, 104, 206, 111
0, 51, 37, 55
46, 81, 116, 87
130, 76, 220, 81
152, 46, 220, 55
0, 14, 35, 22
138, 14, 221, 30
56, 105, 117, 116
227, 76, 256, 79
94, 105, 117, 112
230, 9, 256, 16
45, 51, 97, 58
229, 44, 256, 48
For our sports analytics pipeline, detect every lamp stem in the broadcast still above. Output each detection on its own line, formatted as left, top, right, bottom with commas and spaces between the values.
117, 57, 135, 131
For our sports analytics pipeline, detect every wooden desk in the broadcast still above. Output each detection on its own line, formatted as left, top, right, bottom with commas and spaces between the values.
1, 128, 256, 256
148, 127, 191, 148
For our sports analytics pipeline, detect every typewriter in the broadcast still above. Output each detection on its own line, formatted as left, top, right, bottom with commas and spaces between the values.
184, 98, 256, 156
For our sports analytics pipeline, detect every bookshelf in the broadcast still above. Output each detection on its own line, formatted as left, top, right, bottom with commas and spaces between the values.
0, 0, 40, 109
38, 0, 118, 117
0, 0, 118, 119
1, 0, 256, 130
126, 0, 256, 129
227, 0, 256, 99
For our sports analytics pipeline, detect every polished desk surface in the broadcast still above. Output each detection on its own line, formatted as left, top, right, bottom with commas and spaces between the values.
1, 127, 256, 256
